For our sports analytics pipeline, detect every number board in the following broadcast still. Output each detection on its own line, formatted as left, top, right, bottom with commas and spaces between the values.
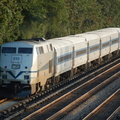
12, 55, 22, 63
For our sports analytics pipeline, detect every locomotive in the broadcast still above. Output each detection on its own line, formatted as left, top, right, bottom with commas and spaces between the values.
0, 28, 120, 96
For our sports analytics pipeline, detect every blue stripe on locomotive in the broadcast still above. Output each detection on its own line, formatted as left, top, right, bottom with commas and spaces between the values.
0, 70, 37, 79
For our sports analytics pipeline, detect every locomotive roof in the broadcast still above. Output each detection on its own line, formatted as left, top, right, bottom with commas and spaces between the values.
2, 39, 49, 47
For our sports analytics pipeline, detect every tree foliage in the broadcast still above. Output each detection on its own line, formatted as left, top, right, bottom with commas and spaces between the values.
0, 0, 23, 43
0, 0, 120, 43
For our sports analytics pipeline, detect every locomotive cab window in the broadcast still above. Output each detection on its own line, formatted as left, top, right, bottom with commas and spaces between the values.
36, 47, 40, 54
2, 47, 16, 53
36, 46, 44, 54
18, 48, 33, 54
46, 44, 53, 52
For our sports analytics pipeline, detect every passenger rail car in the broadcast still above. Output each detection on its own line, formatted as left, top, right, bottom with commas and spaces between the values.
0, 28, 120, 95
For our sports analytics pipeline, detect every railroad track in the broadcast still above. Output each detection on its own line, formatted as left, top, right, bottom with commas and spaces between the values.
0, 58, 119, 120
83, 89, 120, 120
0, 87, 19, 110
22, 70, 120, 120
107, 106, 120, 120
0, 98, 20, 112
0, 98, 8, 104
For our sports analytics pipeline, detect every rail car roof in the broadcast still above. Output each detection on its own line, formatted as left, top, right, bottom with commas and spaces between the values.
48, 35, 88, 48
94, 28, 120, 34
59, 36, 87, 44
74, 33, 100, 41
87, 30, 117, 38
103, 28, 120, 33
48, 38, 73, 49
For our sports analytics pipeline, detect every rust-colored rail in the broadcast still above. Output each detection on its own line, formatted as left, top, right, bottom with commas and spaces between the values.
0, 98, 8, 104
22, 67, 120, 120
83, 89, 120, 120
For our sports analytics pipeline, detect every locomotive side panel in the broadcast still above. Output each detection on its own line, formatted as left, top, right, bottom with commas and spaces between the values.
110, 32, 119, 53
74, 40, 87, 68
32, 52, 54, 86
54, 44, 73, 77
87, 31, 111, 58
88, 38, 100, 62
29, 43, 54, 93
100, 36, 111, 57
106, 28, 120, 50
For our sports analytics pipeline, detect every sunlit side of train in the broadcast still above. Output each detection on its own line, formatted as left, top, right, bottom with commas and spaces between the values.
0, 28, 120, 95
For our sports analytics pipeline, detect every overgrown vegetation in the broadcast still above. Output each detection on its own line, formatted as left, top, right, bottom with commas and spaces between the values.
0, 0, 120, 43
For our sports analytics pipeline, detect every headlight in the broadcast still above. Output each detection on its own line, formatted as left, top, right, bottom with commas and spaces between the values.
24, 75, 30, 80
2, 75, 7, 79
12, 64, 20, 69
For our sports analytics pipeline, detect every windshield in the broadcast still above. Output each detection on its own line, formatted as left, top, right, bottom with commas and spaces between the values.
18, 48, 33, 54
2, 47, 16, 53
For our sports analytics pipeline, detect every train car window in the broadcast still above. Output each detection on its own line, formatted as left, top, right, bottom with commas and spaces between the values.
102, 42, 110, 48
112, 39, 118, 44
58, 54, 71, 63
2, 47, 16, 53
76, 49, 86, 56
18, 48, 33, 54
90, 45, 99, 52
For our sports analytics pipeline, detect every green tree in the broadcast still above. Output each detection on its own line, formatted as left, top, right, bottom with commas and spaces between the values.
0, 0, 23, 43
17, 0, 48, 39
67, 0, 103, 34
44, 0, 69, 38
0, 0, 120, 44
18, 0, 69, 39
97, 0, 120, 27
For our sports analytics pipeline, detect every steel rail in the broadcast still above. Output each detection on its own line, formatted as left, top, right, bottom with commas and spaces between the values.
46, 72, 120, 120
22, 66, 120, 120
83, 89, 120, 120
107, 106, 120, 120
0, 98, 8, 104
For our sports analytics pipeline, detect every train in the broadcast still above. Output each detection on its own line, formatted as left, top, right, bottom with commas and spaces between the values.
0, 28, 120, 96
